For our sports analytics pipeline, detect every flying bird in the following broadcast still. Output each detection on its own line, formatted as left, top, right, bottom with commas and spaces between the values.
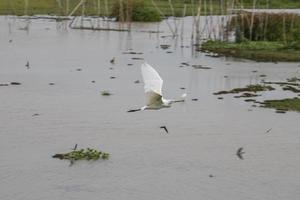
127, 62, 185, 112
160, 126, 168, 133
236, 147, 245, 160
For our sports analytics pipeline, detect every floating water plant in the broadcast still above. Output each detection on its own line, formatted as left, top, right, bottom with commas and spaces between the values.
213, 84, 275, 95
53, 148, 109, 164
263, 81, 300, 86
282, 86, 300, 93
101, 91, 112, 96
261, 97, 300, 112
234, 92, 261, 98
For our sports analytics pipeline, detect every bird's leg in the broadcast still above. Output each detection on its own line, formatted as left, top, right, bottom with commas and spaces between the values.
127, 108, 141, 113
172, 99, 185, 103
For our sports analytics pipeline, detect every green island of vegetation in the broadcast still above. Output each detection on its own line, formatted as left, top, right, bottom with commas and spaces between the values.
201, 12, 300, 62
213, 82, 300, 113
262, 97, 300, 113
201, 41, 300, 62
213, 84, 275, 95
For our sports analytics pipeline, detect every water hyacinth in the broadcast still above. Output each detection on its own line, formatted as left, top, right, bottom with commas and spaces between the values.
53, 148, 110, 162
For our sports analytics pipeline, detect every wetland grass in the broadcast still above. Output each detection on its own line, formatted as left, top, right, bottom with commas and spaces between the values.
262, 97, 300, 112
201, 12, 300, 62
3, 1, 300, 17
201, 40, 300, 62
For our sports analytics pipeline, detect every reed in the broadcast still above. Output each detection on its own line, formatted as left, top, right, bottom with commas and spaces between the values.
228, 12, 300, 44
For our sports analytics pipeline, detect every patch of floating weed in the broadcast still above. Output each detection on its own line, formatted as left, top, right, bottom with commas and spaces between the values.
234, 93, 261, 98
263, 81, 300, 86
53, 148, 109, 162
282, 86, 300, 93
261, 97, 300, 112
213, 84, 275, 95
101, 91, 112, 96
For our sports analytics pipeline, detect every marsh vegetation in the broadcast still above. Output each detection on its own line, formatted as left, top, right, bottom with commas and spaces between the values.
2, 0, 300, 16
202, 12, 300, 61
1, 1, 300, 198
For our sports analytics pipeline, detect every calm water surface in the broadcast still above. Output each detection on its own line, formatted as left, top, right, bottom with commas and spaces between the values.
0, 16, 300, 200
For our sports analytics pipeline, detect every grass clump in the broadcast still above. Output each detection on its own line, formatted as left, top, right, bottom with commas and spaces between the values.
53, 148, 109, 162
202, 40, 286, 51
201, 40, 300, 62
111, 0, 160, 22
262, 97, 300, 112
214, 84, 275, 95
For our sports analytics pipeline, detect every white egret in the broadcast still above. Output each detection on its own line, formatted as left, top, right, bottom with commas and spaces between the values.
128, 62, 186, 112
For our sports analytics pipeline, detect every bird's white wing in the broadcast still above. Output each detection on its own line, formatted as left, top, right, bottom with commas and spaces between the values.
141, 62, 163, 106
141, 62, 163, 95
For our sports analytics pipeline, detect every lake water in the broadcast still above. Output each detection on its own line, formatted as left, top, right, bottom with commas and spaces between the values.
0, 16, 300, 200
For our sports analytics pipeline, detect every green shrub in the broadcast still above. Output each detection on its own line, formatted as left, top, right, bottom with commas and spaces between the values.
111, 0, 161, 22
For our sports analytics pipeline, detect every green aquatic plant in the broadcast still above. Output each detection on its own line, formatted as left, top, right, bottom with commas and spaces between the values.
101, 91, 112, 96
261, 97, 300, 112
282, 85, 300, 93
200, 40, 300, 62
234, 92, 261, 98
214, 84, 275, 95
263, 81, 300, 86
53, 148, 110, 162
